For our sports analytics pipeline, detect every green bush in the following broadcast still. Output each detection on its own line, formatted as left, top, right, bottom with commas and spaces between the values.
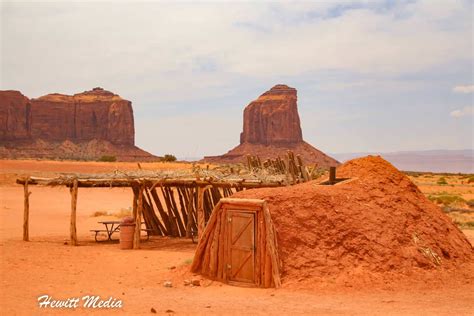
437, 177, 448, 185
162, 154, 177, 162
467, 176, 474, 184
98, 155, 117, 162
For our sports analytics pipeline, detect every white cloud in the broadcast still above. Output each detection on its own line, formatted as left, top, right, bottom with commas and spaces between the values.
450, 106, 473, 118
453, 85, 474, 93
1, 1, 473, 153
1, 1, 472, 99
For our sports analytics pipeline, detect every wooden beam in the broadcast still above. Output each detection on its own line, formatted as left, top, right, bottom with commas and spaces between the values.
69, 178, 78, 246
16, 177, 284, 189
185, 187, 195, 237
23, 177, 31, 241
133, 184, 144, 249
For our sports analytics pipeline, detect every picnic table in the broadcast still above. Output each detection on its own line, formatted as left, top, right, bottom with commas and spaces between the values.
90, 221, 152, 242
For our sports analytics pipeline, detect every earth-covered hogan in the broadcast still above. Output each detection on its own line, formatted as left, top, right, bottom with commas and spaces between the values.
191, 156, 473, 287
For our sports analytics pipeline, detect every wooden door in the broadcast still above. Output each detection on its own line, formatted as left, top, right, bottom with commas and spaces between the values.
227, 210, 256, 284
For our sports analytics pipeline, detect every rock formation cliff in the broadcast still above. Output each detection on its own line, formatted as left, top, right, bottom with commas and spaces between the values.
0, 88, 156, 161
204, 85, 339, 167
240, 85, 302, 145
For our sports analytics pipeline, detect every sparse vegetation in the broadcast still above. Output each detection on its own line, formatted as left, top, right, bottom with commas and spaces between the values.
91, 208, 132, 218
468, 176, 474, 184
467, 200, 474, 208
437, 177, 448, 185
98, 155, 117, 162
92, 211, 108, 217
162, 154, 177, 162
428, 193, 465, 206
453, 220, 474, 230
183, 258, 193, 265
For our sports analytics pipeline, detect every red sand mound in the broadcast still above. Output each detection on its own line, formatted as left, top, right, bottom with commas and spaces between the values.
232, 156, 473, 287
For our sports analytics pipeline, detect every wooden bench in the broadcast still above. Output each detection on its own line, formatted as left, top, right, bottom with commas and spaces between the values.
92, 228, 153, 242
141, 228, 153, 240
90, 229, 113, 242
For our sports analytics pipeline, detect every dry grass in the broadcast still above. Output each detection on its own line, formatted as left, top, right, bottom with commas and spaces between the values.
427, 193, 466, 207
91, 207, 132, 218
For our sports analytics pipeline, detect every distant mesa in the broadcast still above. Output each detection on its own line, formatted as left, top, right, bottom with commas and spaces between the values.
0, 88, 157, 161
203, 84, 339, 167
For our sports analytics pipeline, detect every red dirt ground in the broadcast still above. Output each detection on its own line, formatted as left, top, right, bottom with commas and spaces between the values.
1, 158, 474, 315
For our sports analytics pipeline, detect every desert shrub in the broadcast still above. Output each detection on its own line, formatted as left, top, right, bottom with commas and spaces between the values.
467, 200, 474, 208
428, 194, 465, 206
98, 155, 117, 162
162, 154, 177, 162
92, 211, 108, 217
464, 221, 474, 229
109, 208, 132, 218
91, 208, 131, 218
455, 220, 474, 230
468, 176, 474, 184
437, 177, 448, 185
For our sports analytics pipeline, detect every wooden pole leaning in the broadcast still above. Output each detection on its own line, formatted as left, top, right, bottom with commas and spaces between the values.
197, 186, 204, 241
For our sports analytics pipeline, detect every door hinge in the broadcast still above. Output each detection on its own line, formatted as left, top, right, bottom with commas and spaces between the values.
227, 217, 232, 223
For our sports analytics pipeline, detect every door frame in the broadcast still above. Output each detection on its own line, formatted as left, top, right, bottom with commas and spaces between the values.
223, 205, 262, 287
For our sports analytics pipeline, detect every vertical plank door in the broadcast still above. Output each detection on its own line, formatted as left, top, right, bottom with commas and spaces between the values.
227, 211, 256, 284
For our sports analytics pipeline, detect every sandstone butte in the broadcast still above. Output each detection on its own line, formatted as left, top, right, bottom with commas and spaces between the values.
203, 84, 339, 167
0, 87, 156, 161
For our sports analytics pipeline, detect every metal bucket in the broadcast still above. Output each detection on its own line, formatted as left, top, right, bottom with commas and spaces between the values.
120, 217, 135, 250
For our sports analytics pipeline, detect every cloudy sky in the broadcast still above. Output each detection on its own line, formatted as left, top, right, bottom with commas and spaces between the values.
1, 0, 473, 158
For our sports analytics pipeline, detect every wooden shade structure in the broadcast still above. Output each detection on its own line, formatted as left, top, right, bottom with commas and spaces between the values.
16, 175, 286, 249
191, 198, 281, 288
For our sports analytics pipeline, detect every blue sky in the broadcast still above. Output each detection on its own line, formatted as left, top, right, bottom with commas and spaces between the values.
1, 0, 472, 158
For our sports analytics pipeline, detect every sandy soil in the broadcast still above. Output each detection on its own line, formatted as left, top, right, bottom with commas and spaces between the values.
1, 160, 473, 315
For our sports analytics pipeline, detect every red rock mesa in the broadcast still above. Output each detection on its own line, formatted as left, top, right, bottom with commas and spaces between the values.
204, 85, 339, 167
0, 88, 156, 161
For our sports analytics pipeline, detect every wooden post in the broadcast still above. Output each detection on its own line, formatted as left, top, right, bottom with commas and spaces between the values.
133, 184, 144, 249
132, 186, 138, 219
70, 178, 78, 246
23, 177, 31, 241
197, 186, 205, 241
329, 166, 336, 184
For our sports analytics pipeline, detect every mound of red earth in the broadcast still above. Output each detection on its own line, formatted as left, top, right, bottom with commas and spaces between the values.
0, 88, 157, 161
203, 85, 338, 167
232, 156, 473, 287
